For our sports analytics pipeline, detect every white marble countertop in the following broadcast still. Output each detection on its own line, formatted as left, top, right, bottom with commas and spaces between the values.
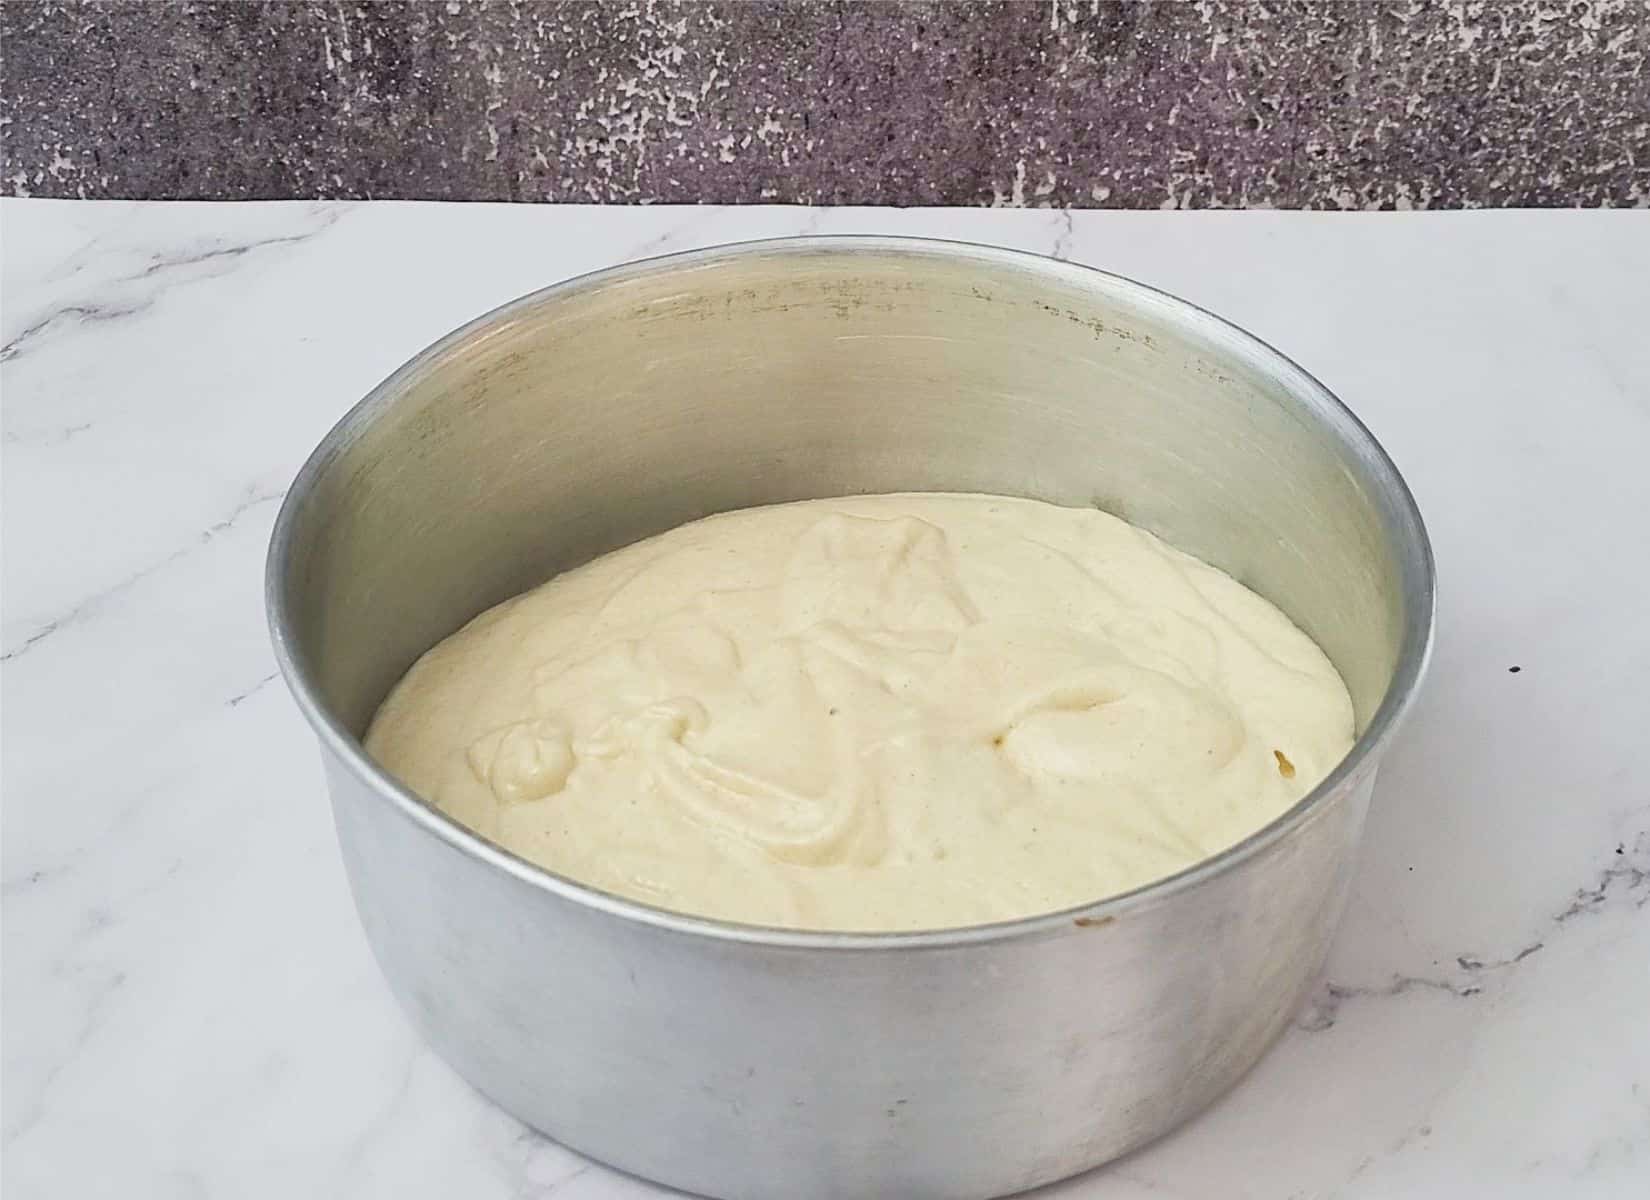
3, 202, 1647, 1199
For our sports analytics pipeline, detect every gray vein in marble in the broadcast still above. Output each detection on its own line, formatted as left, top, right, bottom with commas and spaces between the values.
5, 838, 200, 1155
1051, 207, 1076, 262
1350, 1112, 1444, 1185
2, 421, 93, 447
0, 299, 150, 364
1, 485, 284, 662
0, 209, 344, 365
2, 948, 129, 1145
226, 671, 280, 708
1455, 942, 1545, 972
794, 205, 831, 238
1555, 831, 1650, 923
124, 222, 337, 282
6, 834, 198, 1148
1298, 973, 1486, 1034
495, 1123, 601, 1193
1303, 829, 1650, 1033
622, 210, 719, 263
2, 781, 190, 905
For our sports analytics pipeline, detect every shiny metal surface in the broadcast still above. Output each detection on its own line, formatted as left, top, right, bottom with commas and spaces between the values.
267, 238, 1433, 1199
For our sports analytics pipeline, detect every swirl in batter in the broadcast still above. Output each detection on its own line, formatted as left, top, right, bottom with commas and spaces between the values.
366, 494, 1354, 931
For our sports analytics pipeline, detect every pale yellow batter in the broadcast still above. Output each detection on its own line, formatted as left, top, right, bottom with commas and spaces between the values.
366, 494, 1354, 931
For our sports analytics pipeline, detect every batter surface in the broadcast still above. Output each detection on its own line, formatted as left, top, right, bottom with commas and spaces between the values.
366, 494, 1354, 931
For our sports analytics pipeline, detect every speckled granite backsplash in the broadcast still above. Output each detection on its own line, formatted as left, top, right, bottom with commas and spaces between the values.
4, 0, 1647, 207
